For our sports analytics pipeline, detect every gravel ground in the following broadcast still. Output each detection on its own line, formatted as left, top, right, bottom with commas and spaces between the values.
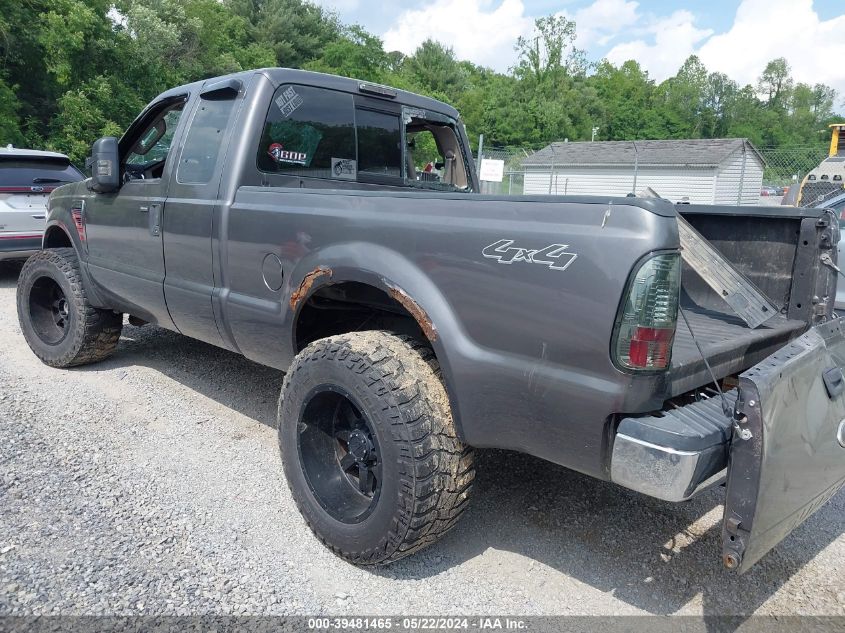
0, 261, 843, 617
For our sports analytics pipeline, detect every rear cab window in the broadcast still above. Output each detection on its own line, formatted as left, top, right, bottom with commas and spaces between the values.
255, 83, 473, 192
403, 108, 472, 192
257, 85, 356, 179
355, 108, 402, 181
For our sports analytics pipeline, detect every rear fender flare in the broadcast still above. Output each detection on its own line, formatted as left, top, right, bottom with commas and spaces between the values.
286, 243, 470, 440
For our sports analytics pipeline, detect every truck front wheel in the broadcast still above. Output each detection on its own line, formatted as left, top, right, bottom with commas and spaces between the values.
278, 330, 475, 565
17, 248, 122, 368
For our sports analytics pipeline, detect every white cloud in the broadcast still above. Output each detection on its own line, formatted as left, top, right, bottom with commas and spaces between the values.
604, 10, 713, 81
603, 0, 845, 99
382, 0, 534, 71
697, 0, 845, 97
566, 0, 640, 49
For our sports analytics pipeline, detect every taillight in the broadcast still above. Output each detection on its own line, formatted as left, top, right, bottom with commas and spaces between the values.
613, 253, 680, 371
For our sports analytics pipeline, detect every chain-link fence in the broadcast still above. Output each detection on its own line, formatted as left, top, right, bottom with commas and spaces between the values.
475, 143, 834, 206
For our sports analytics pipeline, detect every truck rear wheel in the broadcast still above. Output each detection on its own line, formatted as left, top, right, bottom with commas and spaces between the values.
17, 248, 122, 368
278, 330, 475, 565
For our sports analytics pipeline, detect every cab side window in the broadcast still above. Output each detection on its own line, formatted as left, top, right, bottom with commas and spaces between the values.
125, 105, 185, 179
256, 85, 356, 180
177, 97, 238, 184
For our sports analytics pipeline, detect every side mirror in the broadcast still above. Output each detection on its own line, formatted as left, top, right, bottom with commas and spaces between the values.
87, 136, 120, 193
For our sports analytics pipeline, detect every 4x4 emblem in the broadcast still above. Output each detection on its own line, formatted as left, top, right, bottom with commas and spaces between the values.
482, 239, 577, 271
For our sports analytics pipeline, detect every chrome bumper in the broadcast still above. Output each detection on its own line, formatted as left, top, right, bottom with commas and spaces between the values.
609, 390, 736, 502
611, 433, 726, 502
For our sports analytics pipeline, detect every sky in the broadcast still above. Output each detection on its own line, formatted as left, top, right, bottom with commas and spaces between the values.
313, 0, 845, 100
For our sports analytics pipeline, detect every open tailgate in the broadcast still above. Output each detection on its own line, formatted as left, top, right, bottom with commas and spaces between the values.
722, 317, 845, 573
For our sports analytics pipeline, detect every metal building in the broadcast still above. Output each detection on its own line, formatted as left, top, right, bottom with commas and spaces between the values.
522, 138, 765, 204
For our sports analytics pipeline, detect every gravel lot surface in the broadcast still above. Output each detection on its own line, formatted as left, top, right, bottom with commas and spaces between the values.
0, 260, 843, 617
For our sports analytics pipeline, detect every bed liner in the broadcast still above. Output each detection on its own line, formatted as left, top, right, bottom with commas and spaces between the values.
669, 304, 808, 397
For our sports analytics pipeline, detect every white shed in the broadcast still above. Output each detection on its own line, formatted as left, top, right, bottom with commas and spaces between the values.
522, 138, 764, 205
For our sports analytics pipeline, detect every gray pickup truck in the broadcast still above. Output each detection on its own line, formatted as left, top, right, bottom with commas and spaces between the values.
16, 68, 845, 572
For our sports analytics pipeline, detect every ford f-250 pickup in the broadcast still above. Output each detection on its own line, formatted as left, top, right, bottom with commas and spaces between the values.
16, 68, 845, 572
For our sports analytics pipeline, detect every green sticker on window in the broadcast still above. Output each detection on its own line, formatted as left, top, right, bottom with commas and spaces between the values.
267, 122, 322, 168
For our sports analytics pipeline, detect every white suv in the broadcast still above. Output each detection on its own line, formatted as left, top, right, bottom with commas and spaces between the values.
0, 147, 83, 261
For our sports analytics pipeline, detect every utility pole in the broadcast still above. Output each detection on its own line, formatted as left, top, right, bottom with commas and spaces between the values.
632, 140, 639, 195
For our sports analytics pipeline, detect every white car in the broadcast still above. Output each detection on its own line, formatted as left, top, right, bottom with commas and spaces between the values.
0, 147, 83, 261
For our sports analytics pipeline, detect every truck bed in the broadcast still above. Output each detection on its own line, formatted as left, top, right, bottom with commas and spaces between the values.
669, 303, 807, 397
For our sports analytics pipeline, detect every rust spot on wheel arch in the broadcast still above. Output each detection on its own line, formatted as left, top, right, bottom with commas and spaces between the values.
387, 285, 437, 341
290, 266, 332, 310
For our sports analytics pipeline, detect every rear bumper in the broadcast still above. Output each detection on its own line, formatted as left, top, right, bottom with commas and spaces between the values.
0, 233, 42, 261
612, 318, 845, 573
610, 390, 737, 502
611, 435, 727, 502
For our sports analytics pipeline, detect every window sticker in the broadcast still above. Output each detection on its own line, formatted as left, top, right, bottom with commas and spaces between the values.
275, 86, 304, 118
331, 158, 357, 180
267, 121, 322, 168
268, 143, 307, 165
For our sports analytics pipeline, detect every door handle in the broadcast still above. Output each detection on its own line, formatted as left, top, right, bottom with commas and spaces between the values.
148, 203, 161, 237
139, 205, 149, 213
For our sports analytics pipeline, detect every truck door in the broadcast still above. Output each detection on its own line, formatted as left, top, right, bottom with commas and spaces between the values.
83, 97, 187, 327
162, 79, 243, 347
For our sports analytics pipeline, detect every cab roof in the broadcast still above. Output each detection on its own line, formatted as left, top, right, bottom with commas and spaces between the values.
157, 68, 461, 121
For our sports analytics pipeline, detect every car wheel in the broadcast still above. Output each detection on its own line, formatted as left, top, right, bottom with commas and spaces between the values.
17, 248, 122, 368
278, 330, 475, 565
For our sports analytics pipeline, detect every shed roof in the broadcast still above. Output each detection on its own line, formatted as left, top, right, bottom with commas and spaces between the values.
522, 138, 763, 168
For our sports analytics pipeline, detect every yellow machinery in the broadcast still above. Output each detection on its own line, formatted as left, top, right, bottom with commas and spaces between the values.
829, 123, 845, 157
795, 123, 845, 206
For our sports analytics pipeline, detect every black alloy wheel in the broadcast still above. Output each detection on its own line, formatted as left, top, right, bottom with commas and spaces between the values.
17, 248, 122, 368
297, 386, 382, 523
278, 331, 476, 565
28, 276, 71, 345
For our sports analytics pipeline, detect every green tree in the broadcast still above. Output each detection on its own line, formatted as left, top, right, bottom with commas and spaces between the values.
514, 15, 582, 86
758, 57, 793, 109
232, 0, 341, 68
0, 2, 842, 164
305, 25, 390, 82
0, 77, 23, 145
405, 40, 467, 97
653, 55, 709, 138
592, 60, 661, 140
